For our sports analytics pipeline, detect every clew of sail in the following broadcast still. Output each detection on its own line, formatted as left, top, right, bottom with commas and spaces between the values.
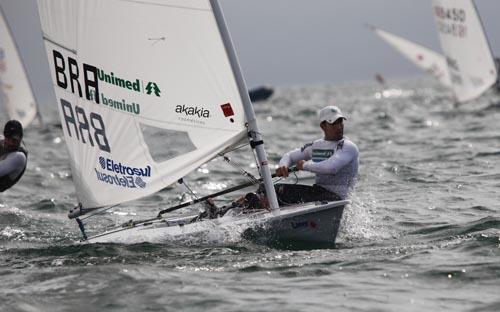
0, 6, 38, 128
432, 0, 497, 102
370, 25, 451, 88
37, 0, 250, 209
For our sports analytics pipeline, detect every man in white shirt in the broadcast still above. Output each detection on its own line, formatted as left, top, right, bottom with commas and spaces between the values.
275, 105, 359, 203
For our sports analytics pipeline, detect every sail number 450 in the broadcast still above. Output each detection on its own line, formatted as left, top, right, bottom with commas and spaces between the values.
60, 99, 111, 152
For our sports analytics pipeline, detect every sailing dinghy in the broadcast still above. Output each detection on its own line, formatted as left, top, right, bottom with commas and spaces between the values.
431, 0, 498, 102
0, 5, 41, 127
369, 25, 452, 88
37, 0, 348, 248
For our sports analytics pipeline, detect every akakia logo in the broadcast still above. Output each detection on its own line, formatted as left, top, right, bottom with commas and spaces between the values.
175, 105, 210, 118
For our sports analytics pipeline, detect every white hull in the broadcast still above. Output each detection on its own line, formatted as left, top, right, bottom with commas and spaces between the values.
84, 200, 348, 249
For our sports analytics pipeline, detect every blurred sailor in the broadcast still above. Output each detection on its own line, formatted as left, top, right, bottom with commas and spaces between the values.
0, 120, 27, 192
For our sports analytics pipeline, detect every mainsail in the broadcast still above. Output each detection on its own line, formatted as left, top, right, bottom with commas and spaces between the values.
0, 6, 38, 127
37, 0, 267, 209
370, 25, 451, 88
432, 0, 497, 102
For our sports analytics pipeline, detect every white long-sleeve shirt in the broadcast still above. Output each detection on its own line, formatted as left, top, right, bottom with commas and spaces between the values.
0, 150, 26, 180
279, 137, 359, 199
0, 138, 27, 181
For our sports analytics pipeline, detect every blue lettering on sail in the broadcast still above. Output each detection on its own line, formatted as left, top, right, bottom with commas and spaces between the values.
99, 157, 151, 177
94, 157, 152, 188
94, 169, 148, 189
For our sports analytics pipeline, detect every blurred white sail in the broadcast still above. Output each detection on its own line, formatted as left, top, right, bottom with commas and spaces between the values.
37, 0, 248, 208
370, 25, 451, 88
0, 6, 38, 127
432, 0, 497, 102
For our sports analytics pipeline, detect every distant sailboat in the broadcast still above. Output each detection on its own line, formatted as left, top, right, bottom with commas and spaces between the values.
432, 0, 498, 102
0, 5, 40, 127
37, 0, 347, 248
374, 73, 386, 86
369, 25, 452, 88
248, 85, 274, 102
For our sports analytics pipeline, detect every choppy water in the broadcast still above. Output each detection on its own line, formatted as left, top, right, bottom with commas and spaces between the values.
1, 78, 500, 311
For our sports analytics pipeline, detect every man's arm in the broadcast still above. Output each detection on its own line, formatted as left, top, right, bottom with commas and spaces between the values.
0, 152, 26, 177
276, 144, 312, 177
302, 143, 358, 174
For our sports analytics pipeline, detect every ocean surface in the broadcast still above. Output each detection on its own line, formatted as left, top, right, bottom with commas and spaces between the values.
1, 77, 499, 311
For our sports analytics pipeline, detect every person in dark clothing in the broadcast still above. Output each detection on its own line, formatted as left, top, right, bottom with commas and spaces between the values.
0, 120, 27, 192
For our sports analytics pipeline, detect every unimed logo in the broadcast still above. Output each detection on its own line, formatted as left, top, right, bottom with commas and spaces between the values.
52, 49, 162, 102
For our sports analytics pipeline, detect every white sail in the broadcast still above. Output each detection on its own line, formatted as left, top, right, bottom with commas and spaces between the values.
370, 26, 451, 88
432, 0, 497, 102
0, 6, 38, 127
37, 0, 249, 208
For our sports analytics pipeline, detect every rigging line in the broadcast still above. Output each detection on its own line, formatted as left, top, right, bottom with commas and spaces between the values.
178, 178, 199, 200
224, 142, 249, 152
250, 145, 261, 178
292, 170, 299, 185
219, 141, 250, 157
148, 37, 166, 45
273, 176, 284, 184
222, 156, 259, 184
79, 204, 120, 222
120, 167, 298, 226
233, 143, 249, 150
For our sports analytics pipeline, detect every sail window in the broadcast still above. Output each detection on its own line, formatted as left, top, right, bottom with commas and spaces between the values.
141, 124, 196, 163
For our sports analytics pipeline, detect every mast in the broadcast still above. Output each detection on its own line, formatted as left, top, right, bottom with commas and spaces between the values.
210, 0, 279, 210
472, 0, 498, 81
30, 4, 46, 127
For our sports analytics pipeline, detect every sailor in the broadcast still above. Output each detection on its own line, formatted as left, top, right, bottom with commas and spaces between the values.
0, 120, 28, 192
274, 105, 359, 203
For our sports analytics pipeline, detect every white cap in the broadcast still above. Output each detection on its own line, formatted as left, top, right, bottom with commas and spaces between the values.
319, 105, 346, 124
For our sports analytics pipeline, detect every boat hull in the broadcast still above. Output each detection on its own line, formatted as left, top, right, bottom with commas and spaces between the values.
242, 202, 344, 249
84, 200, 348, 249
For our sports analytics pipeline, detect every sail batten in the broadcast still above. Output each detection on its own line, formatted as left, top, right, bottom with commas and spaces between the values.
0, 6, 38, 127
119, 0, 211, 12
38, 0, 249, 208
42, 34, 77, 54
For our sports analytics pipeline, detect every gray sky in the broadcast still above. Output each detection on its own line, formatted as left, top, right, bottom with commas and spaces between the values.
1, 0, 500, 108
220, 0, 500, 86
